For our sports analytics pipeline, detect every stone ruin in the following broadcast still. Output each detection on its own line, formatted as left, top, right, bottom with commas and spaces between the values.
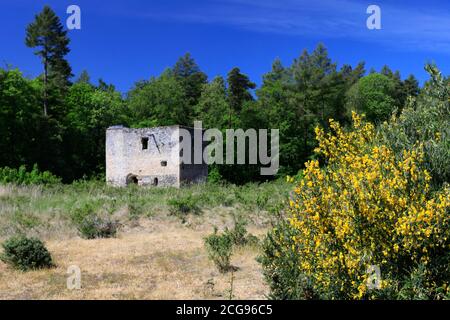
106, 125, 207, 187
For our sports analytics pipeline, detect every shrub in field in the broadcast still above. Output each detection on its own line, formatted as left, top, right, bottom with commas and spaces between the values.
259, 220, 318, 299
225, 216, 248, 246
0, 164, 60, 185
261, 113, 450, 299
224, 215, 258, 247
168, 194, 201, 219
77, 215, 120, 239
256, 193, 269, 210
204, 227, 234, 273
71, 202, 120, 239
127, 201, 144, 217
207, 166, 224, 184
0, 236, 53, 271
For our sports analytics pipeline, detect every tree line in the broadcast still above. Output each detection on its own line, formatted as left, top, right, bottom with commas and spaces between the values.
0, 6, 425, 183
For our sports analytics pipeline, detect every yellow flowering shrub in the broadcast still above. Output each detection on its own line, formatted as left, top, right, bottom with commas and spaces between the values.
264, 113, 450, 299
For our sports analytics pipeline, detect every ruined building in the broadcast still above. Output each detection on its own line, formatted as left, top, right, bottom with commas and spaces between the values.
106, 125, 207, 187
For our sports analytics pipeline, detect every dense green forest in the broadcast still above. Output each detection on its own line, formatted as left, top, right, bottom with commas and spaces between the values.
0, 6, 430, 183
1, 5, 449, 301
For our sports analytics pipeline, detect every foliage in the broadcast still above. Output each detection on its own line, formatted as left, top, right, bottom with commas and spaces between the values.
261, 113, 450, 299
379, 64, 450, 187
76, 215, 120, 239
224, 215, 258, 247
173, 53, 208, 108
63, 81, 125, 180
256, 44, 364, 177
346, 73, 397, 123
227, 67, 256, 117
259, 219, 318, 299
25, 5, 72, 116
207, 165, 224, 184
0, 236, 53, 271
70, 202, 120, 239
1, 6, 442, 186
204, 227, 234, 273
204, 215, 258, 274
0, 164, 61, 185
0, 69, 42, 170
127, 70, 190, 127
380, 65, 420, 110
195, 77, 230, 129
168, 194, 201, 219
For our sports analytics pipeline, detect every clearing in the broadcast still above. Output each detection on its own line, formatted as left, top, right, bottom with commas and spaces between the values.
0, 181, 290, 299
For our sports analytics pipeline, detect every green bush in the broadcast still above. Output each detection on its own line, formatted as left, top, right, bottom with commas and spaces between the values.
224, 215, 258, 247
77, 215, 120, 239
204, 227, 234, 273
207, 166, 224, 183
0, 236, 54, 271
168, 194, 201, 219
256, 193, 269, 210
379, 64, 450, 188
71, 202, 120, 239
70, 202, 98, 225
346, 73, 397, 123
0, 164, 61, 185
258, 220, 318, 299
127, 201, 144, 218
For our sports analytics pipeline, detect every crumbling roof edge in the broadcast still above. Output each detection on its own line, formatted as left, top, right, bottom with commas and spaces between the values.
107, 124, 203, 131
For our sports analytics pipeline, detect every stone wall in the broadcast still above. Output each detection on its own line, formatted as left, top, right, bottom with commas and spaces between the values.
106, 125, 207, 187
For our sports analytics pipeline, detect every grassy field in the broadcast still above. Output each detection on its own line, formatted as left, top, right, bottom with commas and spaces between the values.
0, 180, 291, 299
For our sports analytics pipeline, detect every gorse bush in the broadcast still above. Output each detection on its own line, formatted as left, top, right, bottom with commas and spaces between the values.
204, 227, 234, 273
261, 113, 450, 299
0, 236, 53, 271
0, 164, 61, 185
259, 219, 320, 299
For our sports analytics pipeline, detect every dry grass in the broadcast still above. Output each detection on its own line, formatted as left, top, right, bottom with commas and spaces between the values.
0, 212, 269, 300
0, 181, 291, 300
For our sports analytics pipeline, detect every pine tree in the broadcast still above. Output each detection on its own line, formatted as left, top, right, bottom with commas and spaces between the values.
403, 74, 420, 98
263, 58, 286, 84
25, 5, 72, 116
173, 52, 200, 78
340, 62, 365, 88
381, 65, 394, 78
76, 70, 91, 85
173, 53, 207, 108
226, 67, 256, 126
98, 79, 116, 92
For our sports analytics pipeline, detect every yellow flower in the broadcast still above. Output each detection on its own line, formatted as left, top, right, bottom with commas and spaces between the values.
283, 113, 450, 300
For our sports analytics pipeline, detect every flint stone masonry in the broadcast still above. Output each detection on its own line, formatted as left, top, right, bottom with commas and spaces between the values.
106, 125, 207, 187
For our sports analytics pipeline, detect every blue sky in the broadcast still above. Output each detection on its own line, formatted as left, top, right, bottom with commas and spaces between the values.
1, 0, 449, 92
